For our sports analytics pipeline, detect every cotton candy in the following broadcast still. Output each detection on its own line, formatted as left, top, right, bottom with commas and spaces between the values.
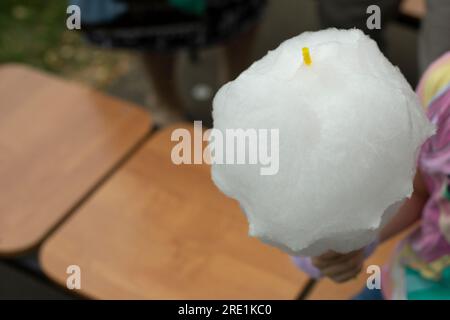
211, 28, 435, 256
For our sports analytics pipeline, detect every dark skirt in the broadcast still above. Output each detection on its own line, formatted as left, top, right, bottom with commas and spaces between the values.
80, 0, 267, 52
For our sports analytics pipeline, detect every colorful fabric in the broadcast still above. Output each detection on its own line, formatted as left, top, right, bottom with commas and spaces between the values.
399, 243, 450, 280
417, 52, 450, 108
405, 266, 450, 300
410, 52, 450, 264
383, 52, 450, 300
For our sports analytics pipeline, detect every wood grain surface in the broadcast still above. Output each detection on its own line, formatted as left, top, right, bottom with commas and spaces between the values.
40, 124, 308, 299
0, 64, 151, 255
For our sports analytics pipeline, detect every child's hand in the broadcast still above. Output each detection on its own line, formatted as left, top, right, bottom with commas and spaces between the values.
311, 249, 365, 283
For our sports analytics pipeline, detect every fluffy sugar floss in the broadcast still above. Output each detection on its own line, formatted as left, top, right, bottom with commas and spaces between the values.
210, 28, 435, 256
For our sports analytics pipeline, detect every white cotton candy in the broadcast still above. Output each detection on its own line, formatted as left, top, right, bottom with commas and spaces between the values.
211, 28, 435, 256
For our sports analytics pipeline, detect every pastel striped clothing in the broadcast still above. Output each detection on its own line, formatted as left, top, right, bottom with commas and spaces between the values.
383, 52, 450, 300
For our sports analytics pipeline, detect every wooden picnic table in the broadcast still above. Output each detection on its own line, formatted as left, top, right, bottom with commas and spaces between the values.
0, 64, 151, 256
40, 124, 308, 299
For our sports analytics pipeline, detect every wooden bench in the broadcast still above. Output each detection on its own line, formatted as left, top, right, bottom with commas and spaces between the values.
0, 64, 151, 256
40, 124, 309, 299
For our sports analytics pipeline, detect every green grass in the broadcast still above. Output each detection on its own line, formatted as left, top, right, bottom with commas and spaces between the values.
0, 1, 68, 71
0, 0, 131, 87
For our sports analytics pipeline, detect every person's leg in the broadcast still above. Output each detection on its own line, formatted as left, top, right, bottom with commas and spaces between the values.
142, 52, 185, 125
418, 0, 450, 72
317, 0, 399, 52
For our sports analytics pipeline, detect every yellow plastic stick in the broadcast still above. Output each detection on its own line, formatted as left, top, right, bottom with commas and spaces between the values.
302, 47, 312, 66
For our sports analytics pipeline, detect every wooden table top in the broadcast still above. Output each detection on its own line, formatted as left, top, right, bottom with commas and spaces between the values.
0, 64, 151, 256
40, 124, 308, 299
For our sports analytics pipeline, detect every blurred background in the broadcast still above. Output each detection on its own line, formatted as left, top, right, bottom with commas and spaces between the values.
0, 0, 423, 125
0, 0, 430, 299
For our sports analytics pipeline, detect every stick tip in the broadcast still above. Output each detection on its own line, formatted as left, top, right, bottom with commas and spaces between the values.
302, 47, 312, 66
